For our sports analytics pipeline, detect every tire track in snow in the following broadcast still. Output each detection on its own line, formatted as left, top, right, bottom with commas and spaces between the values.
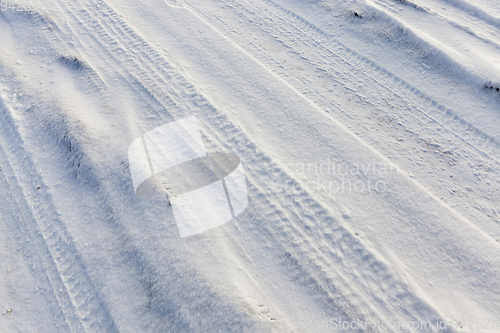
213, 0, 500, 165
38, 0, 466, 330
47, 0, 500, 326
188, 0, 500, 225
0, 133, 73, 332
0, 91, 118, 332
181, 0, 500, 239
25, 2, 288, 331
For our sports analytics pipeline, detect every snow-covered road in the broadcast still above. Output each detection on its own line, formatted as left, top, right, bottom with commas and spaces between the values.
1, 0, 499, 332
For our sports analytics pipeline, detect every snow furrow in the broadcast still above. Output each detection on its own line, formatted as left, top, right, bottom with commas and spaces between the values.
39, 0, 476, 330
0, 91, 117, 332
2, 0, 499, 331
185, 0, 500, 227
11, 0, 452, 329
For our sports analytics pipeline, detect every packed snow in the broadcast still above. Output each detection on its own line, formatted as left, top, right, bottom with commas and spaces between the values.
1, 0, 499, 332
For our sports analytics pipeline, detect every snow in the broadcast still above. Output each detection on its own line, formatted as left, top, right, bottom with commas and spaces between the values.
1, 0, 500, 332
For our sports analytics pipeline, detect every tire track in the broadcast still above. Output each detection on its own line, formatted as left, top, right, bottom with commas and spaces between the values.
204, 0, 500, 164
0, 90, 117, 332
0, 134, 73, 332
37, 0, 462, 330
186, 0, 500, 224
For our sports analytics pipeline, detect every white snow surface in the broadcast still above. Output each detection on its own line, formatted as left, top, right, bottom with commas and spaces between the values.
0, 0, 500, 332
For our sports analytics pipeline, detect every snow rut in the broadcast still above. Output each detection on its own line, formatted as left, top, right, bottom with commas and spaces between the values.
186, 0, 500, 224
209, 0, 500, 164
0, 94, 118, 331
35, 0, 464, 330
7, 0, 497, 330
